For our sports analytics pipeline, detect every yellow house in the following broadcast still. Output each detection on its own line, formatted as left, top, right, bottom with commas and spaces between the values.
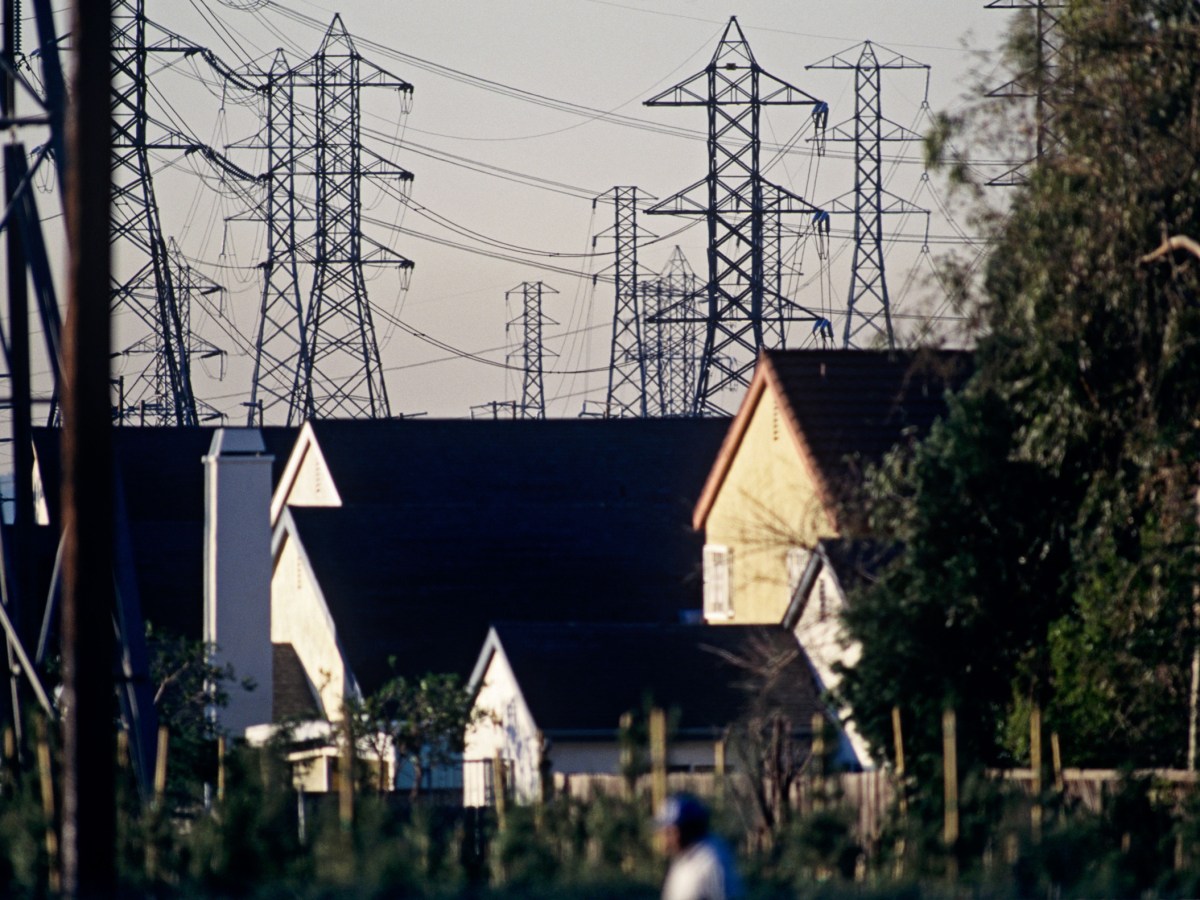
692, 348, 970, 625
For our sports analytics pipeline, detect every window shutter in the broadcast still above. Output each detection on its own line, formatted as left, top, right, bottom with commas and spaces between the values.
786, 547, 810, 601
703, 545, 732, 618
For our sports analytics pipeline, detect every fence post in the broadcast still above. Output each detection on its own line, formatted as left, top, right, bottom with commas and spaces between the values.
153, 725, 169, 807
339, 725, 355, 831
650, 707, 667, 811
217, 734, 226, 804
943, 708, 959, 880
492, 750, 508, 885
36, 717, 60, 893
892, 706, 906, 815
714, 735, 726, 803
1030, 704, 1043, 839
492, 750, 508, 830
650, 707, 667, 857
536, 730, 551, 831
619, 711, 635, 799
1051, 732, 1063, 793
811, 712, 825, 813
892, 706, 907, 877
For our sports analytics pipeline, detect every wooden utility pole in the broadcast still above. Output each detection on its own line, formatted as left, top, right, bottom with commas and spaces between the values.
60, 0, 115, 893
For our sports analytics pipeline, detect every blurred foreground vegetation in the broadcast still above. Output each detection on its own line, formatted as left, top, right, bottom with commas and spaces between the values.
6, 724, 1200, 898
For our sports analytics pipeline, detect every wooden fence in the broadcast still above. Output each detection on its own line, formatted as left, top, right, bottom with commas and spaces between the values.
553, 767, 1200, 848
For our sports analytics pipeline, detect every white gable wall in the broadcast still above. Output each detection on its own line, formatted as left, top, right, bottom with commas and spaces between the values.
464, 644, 543, 805
271, 523, 354, 721
270, 424, 343, 525
464, 636, 737, 806
792, 567, 870, 768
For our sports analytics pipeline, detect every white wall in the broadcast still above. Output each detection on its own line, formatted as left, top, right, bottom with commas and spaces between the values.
464, 641, 729, 805
463, 645, 544, 804
271, 524, 354, 721
204, 429, 274, 735
553, 740, 719, 775
792, 567, 871, 768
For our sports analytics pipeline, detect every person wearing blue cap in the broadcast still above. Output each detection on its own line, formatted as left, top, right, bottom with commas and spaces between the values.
656, 793, 743, 900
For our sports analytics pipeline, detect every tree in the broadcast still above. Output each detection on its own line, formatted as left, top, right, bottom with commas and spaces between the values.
345, 667, 484, 799
840, 0, 1200, 776
147, 626, 254, 806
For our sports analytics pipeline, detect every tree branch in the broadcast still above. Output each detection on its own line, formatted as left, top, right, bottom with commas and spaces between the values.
1140, 235, 1200, 265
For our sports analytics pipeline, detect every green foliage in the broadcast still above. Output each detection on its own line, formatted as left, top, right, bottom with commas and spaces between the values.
148, 624, 254, 807
344, 666, 484, 798
0, 750, 53, 897
842, 0, 1200, 779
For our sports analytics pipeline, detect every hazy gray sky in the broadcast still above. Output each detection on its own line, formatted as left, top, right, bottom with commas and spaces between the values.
36, 1, 1015, 424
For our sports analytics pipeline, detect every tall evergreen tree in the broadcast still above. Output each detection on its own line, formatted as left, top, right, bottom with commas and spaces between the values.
841, 0, 1200, 775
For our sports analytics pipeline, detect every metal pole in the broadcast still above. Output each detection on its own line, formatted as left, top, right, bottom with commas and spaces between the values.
60, 0, 115, 892
6, 144, 33, 641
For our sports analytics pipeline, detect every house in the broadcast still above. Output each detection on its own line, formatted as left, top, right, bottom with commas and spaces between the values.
462, 621, 823, 805
267, 417, 731, 729
692, 349, 970, 625
781, 539, 899, 768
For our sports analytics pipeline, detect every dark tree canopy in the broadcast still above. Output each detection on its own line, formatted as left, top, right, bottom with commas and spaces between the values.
841, 0, 1200, 776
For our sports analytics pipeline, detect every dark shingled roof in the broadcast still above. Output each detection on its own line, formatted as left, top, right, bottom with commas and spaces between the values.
285, 417, 730, 692
273, 643, 321, 721
304, 417, 730, 510
818, 538, 900, 595
767, 348, 971, 503
31, 426, 297, 639
484, 622, 822, 737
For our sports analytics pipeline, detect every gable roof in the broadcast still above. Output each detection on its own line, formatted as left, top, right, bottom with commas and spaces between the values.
32, 426, 297, 639
278, 417, 730, 694
694, 349, 972, 530
293, 417, 730, 510
474, 622, 823, 738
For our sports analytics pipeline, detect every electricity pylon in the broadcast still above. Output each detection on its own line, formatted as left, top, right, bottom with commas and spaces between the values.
111, 0, 240, 427
290, 16, 414, 420
645, 17, 828, 415
808, 41, 929, 349
243, 19, 414, 424
643, 247, 701, 418
506, 281, 557, 420
594, 186, 654, 418
245, 50, 310, 426
984, 1, 1066, 186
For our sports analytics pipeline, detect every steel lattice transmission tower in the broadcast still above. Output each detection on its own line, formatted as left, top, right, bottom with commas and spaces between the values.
111, 0, 215, 425
246, 50, 310, 426
595, 186, 653, 418
121, 241, 226, 423
109, 0, 251, 423
985, 1, 1066, 186
264, 15, 413, 422
506, 282, 557, 420
645, 17, 828, 415
808, 41, 929, 349
643, 246, 701, 418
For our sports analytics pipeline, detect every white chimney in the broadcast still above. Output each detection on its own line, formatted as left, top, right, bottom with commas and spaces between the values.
204, 428, 274, 735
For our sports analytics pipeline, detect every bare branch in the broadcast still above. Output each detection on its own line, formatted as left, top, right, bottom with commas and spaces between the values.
1140, 235, 1200, 265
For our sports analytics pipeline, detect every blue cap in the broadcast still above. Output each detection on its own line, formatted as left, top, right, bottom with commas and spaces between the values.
655, 793, 709, 830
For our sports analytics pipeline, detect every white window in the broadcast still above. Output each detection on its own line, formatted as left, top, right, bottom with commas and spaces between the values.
786, 547, 810, 603
703, 544, 732, 619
